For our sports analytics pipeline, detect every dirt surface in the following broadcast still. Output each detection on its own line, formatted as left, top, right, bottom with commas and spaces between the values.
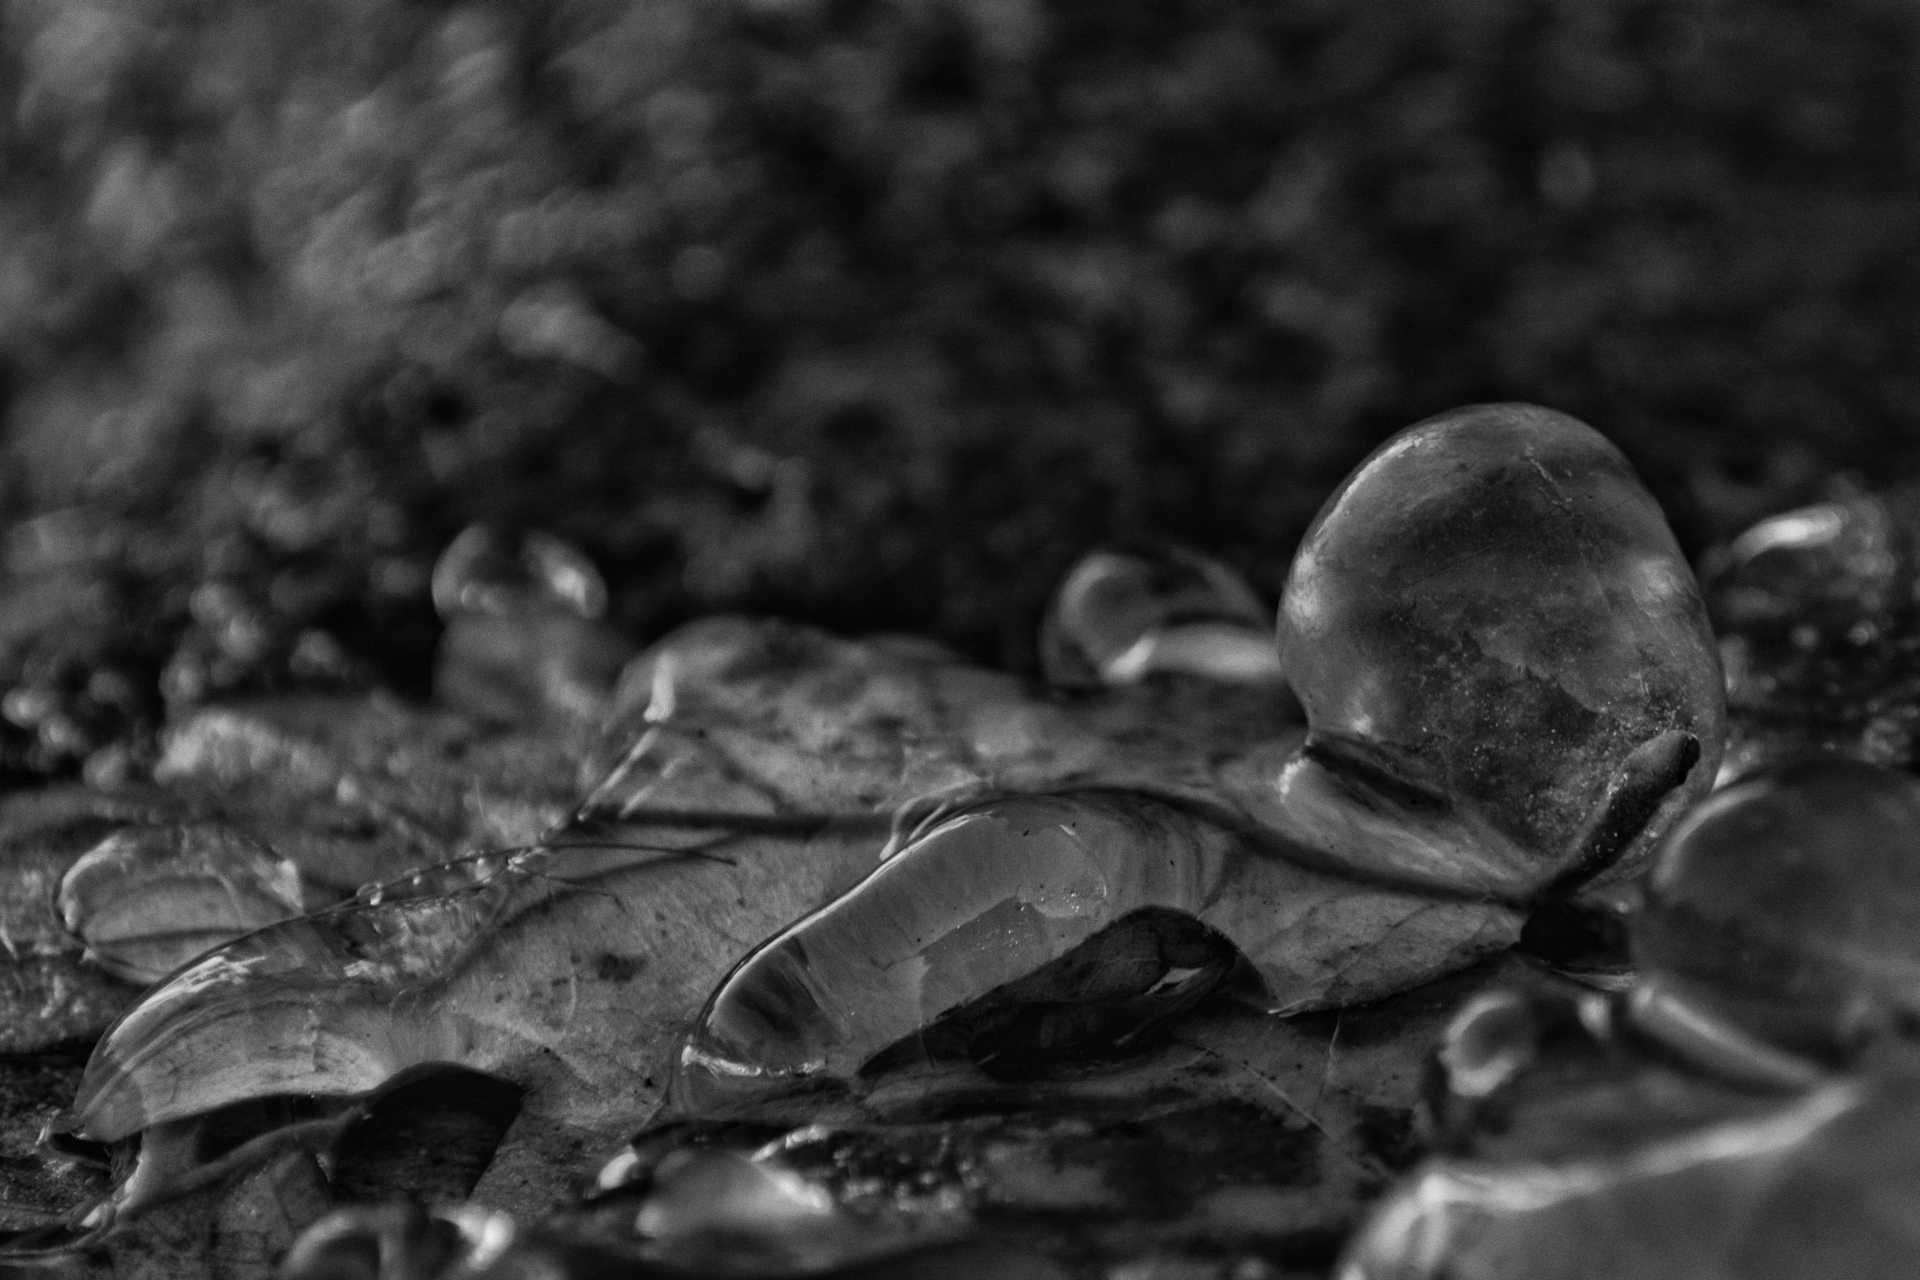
3, 0, 1919, 782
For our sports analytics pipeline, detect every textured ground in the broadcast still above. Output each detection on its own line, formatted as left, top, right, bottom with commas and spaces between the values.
3, 0, 1920, 782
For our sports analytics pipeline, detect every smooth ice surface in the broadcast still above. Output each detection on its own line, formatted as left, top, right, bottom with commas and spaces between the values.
430, 525, 609, 621
1340, 1075, 1920, 1280
1712, 498, 1900, 629
0, 787, 174, 1052
1422, 986, 1612, 1145
57, 822, 310, 985
677, 791, 1512, 1104
430, 525, 632, 727
1276, 403, 1725, 888
677, 404, 1727, 1103
1706, 494, 1920, 778
578, 612, 1297, 829
1633, 756, 1920, 1067
1039, 547, 1283, 688
279, 1204, 520, 1280
68, 820, 872, 1144
1353, 762, 1920, 1277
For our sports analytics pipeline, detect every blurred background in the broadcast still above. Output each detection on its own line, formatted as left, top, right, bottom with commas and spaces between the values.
2, 0, 1918, 780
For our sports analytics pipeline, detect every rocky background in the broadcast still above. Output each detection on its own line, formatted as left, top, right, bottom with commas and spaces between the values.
3, 0, 1919, 781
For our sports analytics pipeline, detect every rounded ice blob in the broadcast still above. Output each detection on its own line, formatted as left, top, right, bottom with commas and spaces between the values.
430, 524, 608, 621
1705, 494, 1920, 778
1276, 403, 1725, 888
429, 524, 630, 726
1039, 547, 1283, 688
1632, 755, 1920, 1073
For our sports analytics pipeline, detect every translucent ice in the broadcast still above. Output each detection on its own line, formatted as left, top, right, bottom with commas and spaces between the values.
676, 791, 1508, 1106
66, 405, 1727, 1205
67, 814, 880, 1148
1271, 403, 1724, 894
430, 524, 631, 727
430, 524, 609, 621
1356, 759, 1920, 1277
57, 822, 311, 985
70, 852, 530, 1146
575, 613, 1294, 835
278, 1197, 1040, 1280
678, 405, 1726, 1103
1705, 494, 1920, 777
1039, 547, 1284, 688
279, 1203, 521, 1280
621, 1147, 952, 1273
155, 693, 580, 892
1340, 1072, 1920, 1280
0, 786, 174, 1052
1421, 985, 1618, 1149
1709, 497, 1893, 639
1630, 756, 1920, 1080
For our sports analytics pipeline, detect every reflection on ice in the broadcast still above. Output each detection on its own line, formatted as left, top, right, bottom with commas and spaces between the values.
430, 525, 608, 621
1355, 754, 1920, 1277
68, 819, 874, 1150
678, 791, 1515, 1106
56, 822, 311, 985
430, 524, 632, 728
50, 403, 1729, 1254
1724, 503, 1851, 566
1277, 403, 1723, 884
1632, 756, 1920, 1080
1705, 493, 1920, 776
681, 404, 1725, 1104
1341, 1076, 1919, 1280
1039, 546, 1284, 688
